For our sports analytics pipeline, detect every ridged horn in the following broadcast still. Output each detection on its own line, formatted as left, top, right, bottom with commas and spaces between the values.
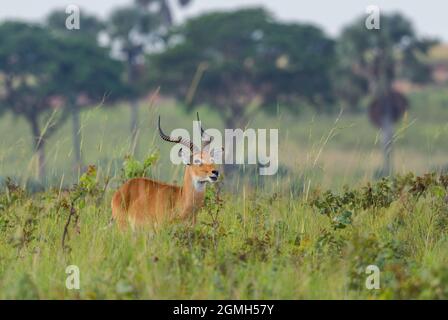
158, 116, 195, 153
196, 112, 213, 149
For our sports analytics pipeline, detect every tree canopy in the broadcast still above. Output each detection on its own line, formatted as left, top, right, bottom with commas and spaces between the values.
335, 13, 437, 175
0, 20, 126, 179
147, 8, 336, 127
335, 13, 436, 110
46, 8, 105, 41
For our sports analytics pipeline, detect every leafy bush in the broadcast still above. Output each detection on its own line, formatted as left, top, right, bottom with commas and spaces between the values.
0, 170, 447, 299
120, 151, 159, 181
310, 173, 448, 220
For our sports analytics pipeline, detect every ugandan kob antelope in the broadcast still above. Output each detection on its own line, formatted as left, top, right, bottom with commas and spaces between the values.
111, 114, 222, 229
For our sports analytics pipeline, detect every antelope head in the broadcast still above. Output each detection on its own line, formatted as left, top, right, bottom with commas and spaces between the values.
158, 113, 223, 188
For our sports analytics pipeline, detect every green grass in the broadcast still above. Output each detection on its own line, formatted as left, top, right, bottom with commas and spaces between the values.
0, 85, 447, 299
0, 172, 447, 299
0, 86, 447, 190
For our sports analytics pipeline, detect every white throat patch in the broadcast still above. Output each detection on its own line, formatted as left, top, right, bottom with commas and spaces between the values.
192, 178, 207, 192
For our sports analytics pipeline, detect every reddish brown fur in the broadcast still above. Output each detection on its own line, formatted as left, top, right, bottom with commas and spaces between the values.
111, 151, 218, 230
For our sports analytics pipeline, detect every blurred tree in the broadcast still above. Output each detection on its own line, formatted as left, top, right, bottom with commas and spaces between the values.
147, 8, 335, 129
46, 10, 126, 172
46, 9, 105, 41
0, 21, 126, 181
107, 1, 162, 151
0, 22, 66, 180
107, 0, 192, 151
336, 13, 436, 175
51, 38, 126, 172
147, 8, 334, 176
137, 0, 193, 26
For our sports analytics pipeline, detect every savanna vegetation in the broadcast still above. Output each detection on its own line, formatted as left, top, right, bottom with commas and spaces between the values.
0, 0, 448, 300
0, 161, 447, 299
0, 85, 447, 299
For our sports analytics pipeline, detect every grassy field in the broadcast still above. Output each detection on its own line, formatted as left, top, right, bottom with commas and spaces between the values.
0, 86, 447, 299
1, 86, 448, 189
0, 170, 447, 299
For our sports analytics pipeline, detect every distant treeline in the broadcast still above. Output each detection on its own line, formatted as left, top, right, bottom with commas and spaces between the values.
0, 1, 437, 180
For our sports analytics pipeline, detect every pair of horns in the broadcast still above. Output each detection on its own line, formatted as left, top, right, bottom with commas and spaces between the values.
158, 112, 213, 152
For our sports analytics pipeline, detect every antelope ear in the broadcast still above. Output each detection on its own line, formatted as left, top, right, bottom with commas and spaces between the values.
178, 148, 191, 165
210, 147, 224, 164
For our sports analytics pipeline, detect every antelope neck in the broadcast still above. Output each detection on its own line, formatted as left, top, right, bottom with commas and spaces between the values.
181, 167, 206, 210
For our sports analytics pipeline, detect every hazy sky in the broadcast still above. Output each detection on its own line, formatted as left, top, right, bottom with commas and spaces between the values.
0, 0, 446, 41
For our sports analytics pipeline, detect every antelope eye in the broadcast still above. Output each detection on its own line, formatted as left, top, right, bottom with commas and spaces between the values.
193, 158, 202, 165
210, 157, 215, 163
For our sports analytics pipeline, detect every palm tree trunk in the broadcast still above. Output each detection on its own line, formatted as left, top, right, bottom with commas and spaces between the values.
160, 0, 174, 25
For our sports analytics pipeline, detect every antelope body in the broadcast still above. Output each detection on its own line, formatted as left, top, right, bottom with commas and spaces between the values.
111, 114, 222, 230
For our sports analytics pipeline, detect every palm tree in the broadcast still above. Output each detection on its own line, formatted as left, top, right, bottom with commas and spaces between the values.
336, 13, 435, 176
108, 0, 193, 152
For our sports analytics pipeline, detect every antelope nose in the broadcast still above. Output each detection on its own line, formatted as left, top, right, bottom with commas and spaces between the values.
212, 170, 219, 176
